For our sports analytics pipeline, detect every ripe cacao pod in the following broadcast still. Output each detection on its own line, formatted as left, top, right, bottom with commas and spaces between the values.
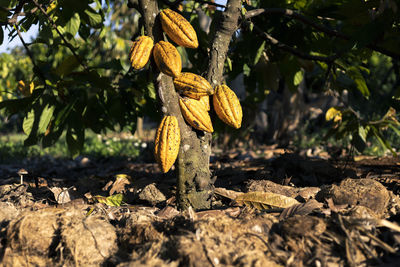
129, 36, 154, 70
179, 97, 213, 133
159, 8, 198, 49
153, 41, 182, 78
154, 116, 181, 173
213, 84, 242, 129
199, 95, 210, 111
174, 72, 213, 99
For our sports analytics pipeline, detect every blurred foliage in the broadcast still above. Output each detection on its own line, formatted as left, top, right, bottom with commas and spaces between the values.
0, 0, 399, 156
0, 131, 149, 162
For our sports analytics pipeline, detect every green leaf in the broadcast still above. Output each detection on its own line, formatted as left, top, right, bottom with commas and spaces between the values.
243, 64, 251, 76
347, 66, 370, 98
293, 0, 306, 9
388, 123, 400, 137
253, 41, 265, 66
94, 193, 124, 207
55, 55, 80, 76
147, 82, 156, 100
64, 12, 80, 38
226, 57, 232, 72
82, 7, 103, 28
38, 104, 55, 135
358, 125, 367, 142
371, 126, 396, 156
293, 70, 304, 86
23, 109, 35, 136
0, 0, 17, 8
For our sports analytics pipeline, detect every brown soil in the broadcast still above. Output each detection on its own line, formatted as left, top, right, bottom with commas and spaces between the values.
1, 150, 400, 266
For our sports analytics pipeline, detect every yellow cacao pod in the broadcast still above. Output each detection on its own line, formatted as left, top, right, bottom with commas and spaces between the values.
153, 41, 182, 78
199, 95, 210, 111
159, 8, 198, 49
154, 116, 181, 173
213, 84, 242, 129
179, 97, 213, 133
129, 36, 154, 70
174, 72, 213, 99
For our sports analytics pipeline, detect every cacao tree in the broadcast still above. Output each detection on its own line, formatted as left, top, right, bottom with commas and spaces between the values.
1, 0, 400, 210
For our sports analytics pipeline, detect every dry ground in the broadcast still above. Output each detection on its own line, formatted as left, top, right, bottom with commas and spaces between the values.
1, 148, 400, 266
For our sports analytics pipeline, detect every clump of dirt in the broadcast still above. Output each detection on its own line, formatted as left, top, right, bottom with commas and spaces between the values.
0, 202, 19, 224
319, 178, 390, 217
138, 183, 166, 205
3, 209, 61, 267
0, 184, 34, 208
1, 208, 118, 267
281, 215, 326, 238
60, 210, 118, 266
162, 213, 279, 266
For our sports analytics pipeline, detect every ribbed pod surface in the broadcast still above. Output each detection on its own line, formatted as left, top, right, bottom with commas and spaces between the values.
199, 95, 210, 111
153, 41, 182, 78
174, 72, 213, 99
213, 84, 242, 129
129, 36, 154, 70
154, 116, 181, 173
179, 97, 213, 133
159, 8, 198, 49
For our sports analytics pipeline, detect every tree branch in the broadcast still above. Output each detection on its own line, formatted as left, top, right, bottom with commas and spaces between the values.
206, 0, 242, 86
32, 0, 88, 70
160, 0, 226, 9
196, 0, 226, 9
16, 27, 46, 83
244, 20, 342, 63
5, 0, 27, 25
244, 8, 400, 60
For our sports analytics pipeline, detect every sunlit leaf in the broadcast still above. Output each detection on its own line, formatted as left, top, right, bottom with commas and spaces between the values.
325, 107, 342, 122
235, 191, 299, 210
293, 70, 304, 86
82, 7, 103, 28
253, 41, 265, 66
37, 104, 55, 135
226, 57, 232, 71
23, 109, 35, 136
64, 12, 80, 38
94, 193, 124, 207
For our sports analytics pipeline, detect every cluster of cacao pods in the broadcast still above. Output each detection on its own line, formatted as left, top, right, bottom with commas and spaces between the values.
128, 8, 243, 173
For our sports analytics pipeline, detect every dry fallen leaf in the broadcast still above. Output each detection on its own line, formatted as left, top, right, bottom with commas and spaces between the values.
279, 199, 323, 220
49, 187, 77, 204
214, 187, 243, 200
104, 174, 132, 196
235, 191, 299, 210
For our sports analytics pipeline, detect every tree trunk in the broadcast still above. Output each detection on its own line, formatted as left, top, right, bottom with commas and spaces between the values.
137, 0, 242, 210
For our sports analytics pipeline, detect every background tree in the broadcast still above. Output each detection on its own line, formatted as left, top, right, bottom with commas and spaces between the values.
1, 0, 400, 209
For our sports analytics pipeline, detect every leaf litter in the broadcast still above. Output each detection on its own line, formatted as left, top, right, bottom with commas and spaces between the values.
0, 151, 400, 266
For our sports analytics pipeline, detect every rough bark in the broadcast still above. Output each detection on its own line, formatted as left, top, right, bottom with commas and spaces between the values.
137, 0, 211, 210
206, 0, 242, 86
137, 0, 242, 210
